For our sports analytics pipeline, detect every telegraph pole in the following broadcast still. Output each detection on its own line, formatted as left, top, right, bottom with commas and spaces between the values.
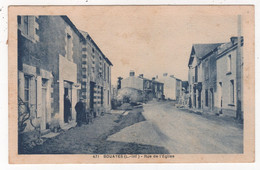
236, 15, 243, 120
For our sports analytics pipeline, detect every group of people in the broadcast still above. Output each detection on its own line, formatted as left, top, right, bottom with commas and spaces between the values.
64, 95, 93, 127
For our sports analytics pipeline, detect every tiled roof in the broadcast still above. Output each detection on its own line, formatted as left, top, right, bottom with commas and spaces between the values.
193, 43, 223, 59
188, 43, 223, 66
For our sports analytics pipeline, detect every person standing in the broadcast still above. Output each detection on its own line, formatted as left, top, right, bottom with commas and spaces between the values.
75, 97, 85, 127
64, 95, 71, 123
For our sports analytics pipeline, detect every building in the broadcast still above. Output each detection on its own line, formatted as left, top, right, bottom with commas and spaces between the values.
155, 73, 182, 101
80, 31, 113, 115
121, 71, 164, 100
18, 16, 113, 133
216, 37, 244, 118
187, 37, 243, 119
18, 16, 85, 132
188, 43, 222, 112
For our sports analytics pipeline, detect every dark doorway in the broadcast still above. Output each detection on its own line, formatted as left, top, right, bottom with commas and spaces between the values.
90, 81, 95, 109
210, 88, 214, 111
198, 91, 201, 109
64, 81, 72, 123
101, 86, 103, 106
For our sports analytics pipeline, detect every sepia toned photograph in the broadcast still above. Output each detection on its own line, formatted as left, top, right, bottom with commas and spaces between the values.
8, 5, 255, 163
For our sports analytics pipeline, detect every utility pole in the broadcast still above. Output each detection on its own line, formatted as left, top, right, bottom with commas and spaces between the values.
236, 15, 243, 120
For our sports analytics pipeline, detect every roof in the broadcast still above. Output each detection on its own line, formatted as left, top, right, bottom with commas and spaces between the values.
141, 77, 163, 84
188, 43, 223, 66
80, 30, 113, 66
193, 43, 222, 59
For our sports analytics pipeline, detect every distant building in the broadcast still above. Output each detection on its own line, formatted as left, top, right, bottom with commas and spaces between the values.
121, 71, 164, 100
156, 73, 182, 101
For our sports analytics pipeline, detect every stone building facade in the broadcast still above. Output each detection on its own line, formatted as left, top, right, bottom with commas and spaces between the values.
121, 71, 164, 100
216, 37, 244, 118
187, 37, 243, 119
156, 73, 182, 101
188, 43, 222, 112
80, 31, 113, 115
18, 16, 112, 132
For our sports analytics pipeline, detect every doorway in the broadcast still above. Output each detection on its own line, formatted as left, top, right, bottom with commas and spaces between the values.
198, 91, 201, 109
90, 81, 95, 109
64, 81, 72, 123
218, 82, 223, 114
210, 88, 214, 111
42, 78, 48, 129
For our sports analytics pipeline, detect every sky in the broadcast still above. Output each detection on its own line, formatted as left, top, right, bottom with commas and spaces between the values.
68, 6, 239, 85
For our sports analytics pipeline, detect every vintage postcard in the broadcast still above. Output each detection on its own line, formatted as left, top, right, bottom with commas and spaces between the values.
8, 5, 255, 163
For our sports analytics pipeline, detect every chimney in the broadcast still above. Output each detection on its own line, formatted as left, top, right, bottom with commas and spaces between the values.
163, 73, 168, 77
138, 74, 144, 78
230, 37, 238, 44
129, 70, 135, 77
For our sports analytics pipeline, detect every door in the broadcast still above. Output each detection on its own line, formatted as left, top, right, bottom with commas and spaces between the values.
42, 79, 48, 129
64, 81, 72, 123
210, 88, 214, 111
90, 82, 95, 109
218, 82, 222, 113
198, 91, 201, 109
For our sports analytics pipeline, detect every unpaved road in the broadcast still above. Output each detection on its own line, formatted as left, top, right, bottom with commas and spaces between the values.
108, 101, 243, 154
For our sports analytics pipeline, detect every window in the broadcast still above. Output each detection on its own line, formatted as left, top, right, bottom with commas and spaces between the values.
23, 16, 29, 36
205, 61, 209, 80
107, 90, 110, 105
103, 63, 106, 80
205, 89, 208, 107
230, 80, 235, 104
24, 76, 30, 107
19, 16, 39, 43
66, 33, 72, 60
107, 66, 109, 82
195, 66, 198, 82
18, 16, 21, 25
227, 54, 232, 73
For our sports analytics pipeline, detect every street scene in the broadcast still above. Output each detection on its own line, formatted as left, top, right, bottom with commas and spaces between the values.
17, 8, 244, 154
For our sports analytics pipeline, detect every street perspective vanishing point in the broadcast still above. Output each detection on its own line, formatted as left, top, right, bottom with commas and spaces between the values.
14, 6, 253, 159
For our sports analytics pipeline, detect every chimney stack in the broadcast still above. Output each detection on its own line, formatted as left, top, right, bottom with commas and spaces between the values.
163, 73, 168, 77
130, 70, 135, 77
138, 74, 144, 78
230, 37, 238, 44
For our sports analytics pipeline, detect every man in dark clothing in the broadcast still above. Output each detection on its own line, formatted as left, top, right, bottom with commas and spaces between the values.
75, 97, 85, 127
64, 95, 71, 123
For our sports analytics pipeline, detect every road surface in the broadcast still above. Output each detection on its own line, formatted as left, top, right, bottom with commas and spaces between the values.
108, 101, 243, 154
